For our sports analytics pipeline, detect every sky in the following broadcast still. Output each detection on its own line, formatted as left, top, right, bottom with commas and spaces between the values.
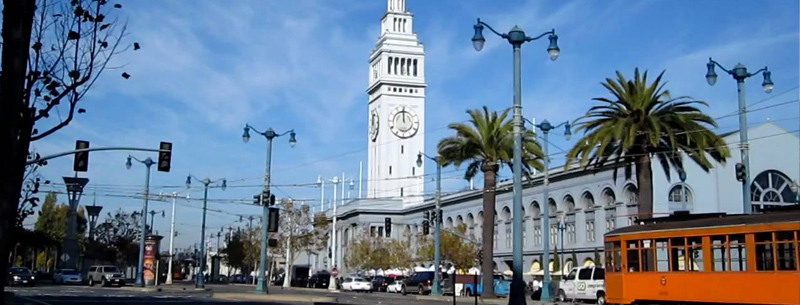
27, 0, 800, 251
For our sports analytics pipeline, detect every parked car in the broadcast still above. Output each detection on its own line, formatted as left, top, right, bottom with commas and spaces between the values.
53, 269, 82, 285
371, 275, 390, 292
401, 271, 439, 295
341, 276, 373, 292
7, 267, 35, 287
86, 265, 125, 287
386, 280, 403, 293
462, 274, 510, 297
556, 266, 605, 304
307, 272, 330, 289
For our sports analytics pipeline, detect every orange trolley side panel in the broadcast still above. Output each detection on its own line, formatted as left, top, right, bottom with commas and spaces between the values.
612, 272, 800, 305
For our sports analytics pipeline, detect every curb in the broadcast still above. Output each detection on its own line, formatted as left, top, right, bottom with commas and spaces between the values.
211, 292, 337, 304
118, 286, 211, 292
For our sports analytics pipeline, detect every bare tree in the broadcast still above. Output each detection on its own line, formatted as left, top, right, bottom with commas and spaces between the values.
0, 0, 136, 294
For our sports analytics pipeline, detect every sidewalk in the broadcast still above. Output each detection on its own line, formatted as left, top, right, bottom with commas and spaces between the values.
415, 295, 561, 305
211, 292, 337, 304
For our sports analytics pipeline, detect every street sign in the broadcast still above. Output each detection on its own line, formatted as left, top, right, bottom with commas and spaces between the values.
60, 253, 70, 262
331, 267, 339, 277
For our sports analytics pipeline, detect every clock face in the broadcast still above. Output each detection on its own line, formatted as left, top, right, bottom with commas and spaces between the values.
369, 109, 379, 141
388, 106, 419, 138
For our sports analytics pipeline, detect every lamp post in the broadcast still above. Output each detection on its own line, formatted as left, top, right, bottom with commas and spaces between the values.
243, 124, 296, 294
317, 175, 325, 212
162, 192, 189, 285
126, 155, 155, 287
62, 177, 89, 270
148, 209, 165, 234
525, 118, 571, 301
417, 152, 442, 295
327, 176, 340, 291
557, 214, 566, 279
186, 175, 227, 289
705, 58, 773, 214
472, 18, 559, 304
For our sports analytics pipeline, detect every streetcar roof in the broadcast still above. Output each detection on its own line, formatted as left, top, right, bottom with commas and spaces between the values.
605, 208, 800, 237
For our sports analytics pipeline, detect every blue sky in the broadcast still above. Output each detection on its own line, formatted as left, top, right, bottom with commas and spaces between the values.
30, 0, 799, 250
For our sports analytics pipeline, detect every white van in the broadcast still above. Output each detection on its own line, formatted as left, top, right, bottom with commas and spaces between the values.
557, 266, 606, 304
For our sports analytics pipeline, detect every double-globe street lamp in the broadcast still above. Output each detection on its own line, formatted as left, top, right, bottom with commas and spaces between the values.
242, 124, 296, 294
472, 18, 559, 304
324, 175, 340, 291
185, 175, 227, 289
416, 152, 443, 295
125, 155, 155, 287
705, 58, 773, 214
524, 118, 571, 301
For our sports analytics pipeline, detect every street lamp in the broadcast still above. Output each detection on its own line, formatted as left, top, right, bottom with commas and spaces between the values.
242, 123, 296, 294
472, 17, 559, 304
148, 209, 166, 234
126, 155, 155, 287
328, 176, 341, 292
186, 175, 226, 289
705, 58, 773, 214
525, 118, 571, 301
417, 152, 443, 295
160, 192, 190, 285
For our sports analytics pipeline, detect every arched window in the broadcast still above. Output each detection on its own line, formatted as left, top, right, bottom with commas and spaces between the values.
668, 183, 694, 212
529, 201, 541, 218
668, 184, 693, 203
413, 59, 418, 76
602, 188, 616, 206
455, 215, 464, 228
623, 184, 638, 204
387, 57, 393, 75
548, 198, 558, 215
581, 191, 595, 210
751, 170, 798, 212
500, 206, 511, 222
563, 195, 576, 212
445, 217, 453, 229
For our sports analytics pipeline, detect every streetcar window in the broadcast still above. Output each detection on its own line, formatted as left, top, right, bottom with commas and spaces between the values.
642, 239, 655, 272
606, 241, 622, 272
670, 237, 687, 271
656, 239, 669, 272
756, 232, 775, 271
730, 234, 747, 271
775, 231, 796, 271
688, 237, 704, 271
711, 235, 728, 271
627, 241, 640, 272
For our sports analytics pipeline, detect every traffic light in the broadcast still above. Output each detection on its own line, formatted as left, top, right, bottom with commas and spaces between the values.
385, 217, 392, 237
73, 140, 89, 172
253, 194, 262, 205
157, 142, 172, 172
735, 162, 746, 182
422, 220, 429, 235
268, 207, 279, 232
269, 194, 276, 206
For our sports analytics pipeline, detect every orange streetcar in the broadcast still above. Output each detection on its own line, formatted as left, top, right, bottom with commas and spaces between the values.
604, 207, 800, 305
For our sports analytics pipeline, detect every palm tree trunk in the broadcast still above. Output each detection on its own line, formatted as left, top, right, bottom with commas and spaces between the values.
480, 163, 498, 298
635, 155, 654, 219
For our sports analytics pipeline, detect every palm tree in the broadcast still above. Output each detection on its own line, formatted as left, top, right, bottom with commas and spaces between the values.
566, 69, 729, 218
437, 106, 544, 297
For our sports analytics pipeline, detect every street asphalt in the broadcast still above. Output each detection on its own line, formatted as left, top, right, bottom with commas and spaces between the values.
6, 281, 538, 305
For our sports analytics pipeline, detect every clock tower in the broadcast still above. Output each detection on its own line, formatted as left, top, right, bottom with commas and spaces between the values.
367, 0, 426, 204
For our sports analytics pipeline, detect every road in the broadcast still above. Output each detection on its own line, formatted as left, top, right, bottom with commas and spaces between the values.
6, 282, 495, 305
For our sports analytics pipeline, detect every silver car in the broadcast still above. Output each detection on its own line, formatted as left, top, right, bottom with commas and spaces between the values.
53, 269, 82, 285
86, 265, 125, 287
